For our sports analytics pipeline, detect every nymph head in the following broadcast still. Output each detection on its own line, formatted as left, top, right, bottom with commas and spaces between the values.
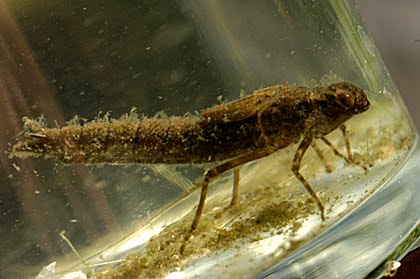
309, 82, 370, 136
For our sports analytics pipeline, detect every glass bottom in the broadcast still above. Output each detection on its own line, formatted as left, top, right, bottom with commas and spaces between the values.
259, 137, 420, 279
37, 137, 420, 279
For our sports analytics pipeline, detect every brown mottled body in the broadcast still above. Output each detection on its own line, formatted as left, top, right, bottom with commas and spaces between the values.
12, 82, 370, 254
14, 117, 263, 165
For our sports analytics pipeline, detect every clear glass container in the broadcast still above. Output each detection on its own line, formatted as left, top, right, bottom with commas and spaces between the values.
0, 1, 418, 278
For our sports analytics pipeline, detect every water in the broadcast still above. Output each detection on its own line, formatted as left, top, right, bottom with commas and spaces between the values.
0, 1, 418, 278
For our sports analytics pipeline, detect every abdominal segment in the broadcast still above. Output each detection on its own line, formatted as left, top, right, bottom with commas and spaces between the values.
12, 116, 263, 165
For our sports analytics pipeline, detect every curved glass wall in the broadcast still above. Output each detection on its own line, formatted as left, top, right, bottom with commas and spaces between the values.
0, 1, 418, 278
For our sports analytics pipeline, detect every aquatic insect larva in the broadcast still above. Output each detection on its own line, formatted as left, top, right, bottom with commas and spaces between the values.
11, 82, 370, 253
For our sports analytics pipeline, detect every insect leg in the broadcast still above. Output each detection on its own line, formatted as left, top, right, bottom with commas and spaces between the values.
215, 167, 241, 219
181, 146, 279, 254
292, 136, 325, 220
231, 168, 240, 206
311, 142, 334, 173
320, 136, 367, 171
339, 124, 353, 161
339, 125, 368, 171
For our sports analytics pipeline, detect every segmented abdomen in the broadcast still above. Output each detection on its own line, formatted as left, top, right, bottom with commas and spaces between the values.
12, 116, 263, 165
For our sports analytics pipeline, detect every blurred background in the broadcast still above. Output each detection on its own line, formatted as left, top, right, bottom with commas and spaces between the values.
355, 0, 420, 129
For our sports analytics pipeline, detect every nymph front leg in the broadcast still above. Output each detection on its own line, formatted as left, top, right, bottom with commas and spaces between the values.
320, 135, 367, 172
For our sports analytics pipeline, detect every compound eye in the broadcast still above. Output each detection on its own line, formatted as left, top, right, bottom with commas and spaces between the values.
338, 93, 355, 108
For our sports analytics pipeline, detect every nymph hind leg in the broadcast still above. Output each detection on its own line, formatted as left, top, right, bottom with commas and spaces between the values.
180, 147, 279, 254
